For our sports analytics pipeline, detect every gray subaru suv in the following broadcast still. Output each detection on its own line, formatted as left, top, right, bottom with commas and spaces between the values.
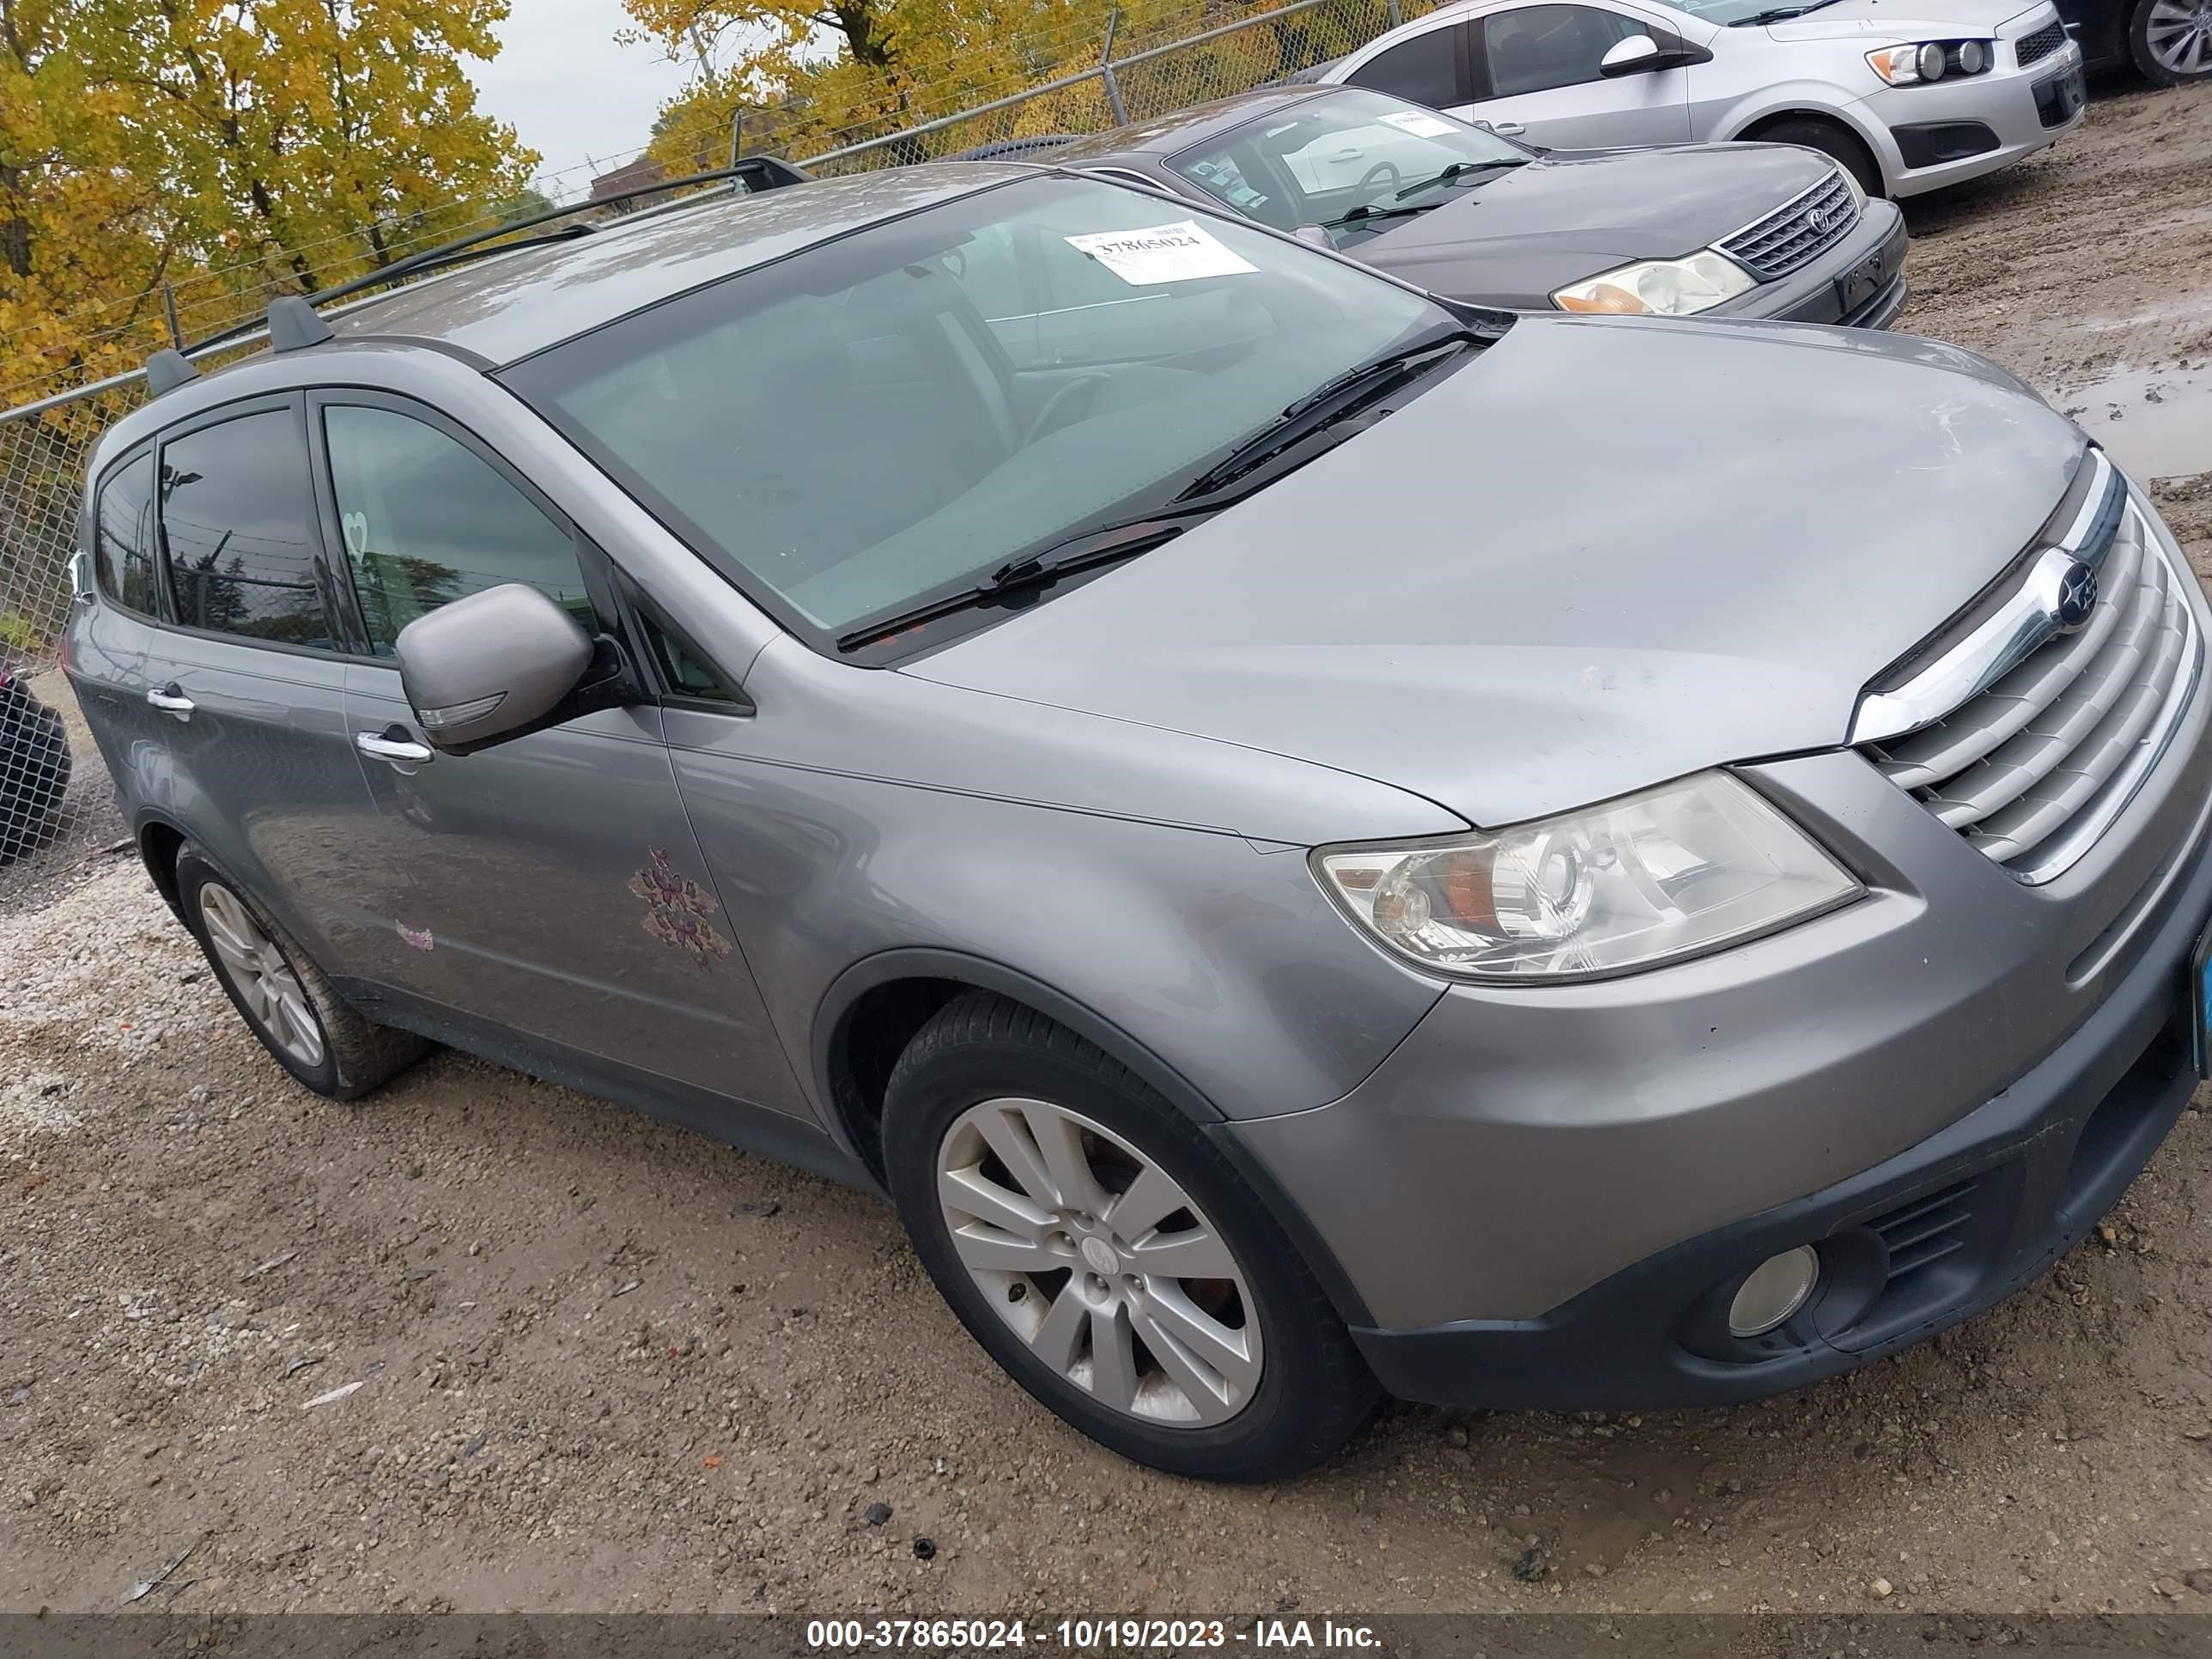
64, 161, 2212, 1480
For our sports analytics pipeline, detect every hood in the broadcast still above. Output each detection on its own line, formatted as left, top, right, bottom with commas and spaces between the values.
906, 316, 2085, 830
1346, 142, 1836, 308
1768, 0, 2045, 39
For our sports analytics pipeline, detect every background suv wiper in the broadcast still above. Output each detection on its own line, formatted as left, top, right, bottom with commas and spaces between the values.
836, 517, 1195, 653
1173, 326, 1480, 501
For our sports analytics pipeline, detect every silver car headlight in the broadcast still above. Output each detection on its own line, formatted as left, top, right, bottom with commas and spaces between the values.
1552, 250, 1756, 317
1866, 39, 1995, 82
1313, 771, 1863, 982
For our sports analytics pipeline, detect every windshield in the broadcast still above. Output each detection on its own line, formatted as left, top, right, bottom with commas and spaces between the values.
502, 174, 1447, 642
1166, 89, 1532, 242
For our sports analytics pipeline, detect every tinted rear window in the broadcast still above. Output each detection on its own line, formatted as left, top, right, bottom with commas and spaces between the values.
160, 408, 336, 647
94, 453, 161, 617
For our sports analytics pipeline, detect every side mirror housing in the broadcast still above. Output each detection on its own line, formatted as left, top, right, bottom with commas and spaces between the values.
396, 583, 596, 756
1600, 31, 1711, 74
1600, 33, 1664, 73
1291, 223, 1336, 248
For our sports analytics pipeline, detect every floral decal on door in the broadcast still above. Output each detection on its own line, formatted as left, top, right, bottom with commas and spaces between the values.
629, 848, 732, 969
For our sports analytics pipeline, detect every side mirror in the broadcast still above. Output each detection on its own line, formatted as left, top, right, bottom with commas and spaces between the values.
396, 583, 595, 756
1291, 224, 1336, 248
1600, 31, 1712, 73
1600, 33, 1664, 74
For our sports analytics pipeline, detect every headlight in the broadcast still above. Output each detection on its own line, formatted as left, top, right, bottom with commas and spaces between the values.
1867, 39, 1994, 82
1313, 771, 1863, 981
1552, 250, 1756, 317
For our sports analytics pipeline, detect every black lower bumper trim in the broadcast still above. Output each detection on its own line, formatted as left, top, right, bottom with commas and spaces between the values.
1354, 808, 2212, 1412
1891, 120, 2001, 168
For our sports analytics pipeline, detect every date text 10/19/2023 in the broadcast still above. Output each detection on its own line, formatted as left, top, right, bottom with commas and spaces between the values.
805, 1620, 1382, 1652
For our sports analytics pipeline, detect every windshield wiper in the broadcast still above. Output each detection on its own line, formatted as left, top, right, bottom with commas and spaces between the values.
1173, 325, 1480, 501
1323, 199, 1439, 230
835, 517, 1194, 653
1730, 0, 1839, 22
1394, 158, 1528, 199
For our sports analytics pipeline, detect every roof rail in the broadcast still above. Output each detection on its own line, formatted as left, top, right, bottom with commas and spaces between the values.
138, 155, 812, 395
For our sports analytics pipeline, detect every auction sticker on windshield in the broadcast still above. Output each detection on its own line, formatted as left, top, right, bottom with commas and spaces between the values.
1064, 222, 1257, 284
1379, 109, 1457, 137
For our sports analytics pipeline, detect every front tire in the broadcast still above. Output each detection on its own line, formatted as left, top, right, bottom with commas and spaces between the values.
1751, 118, 1885, 198
174, 842, 428, 1100
881, 992, 1378, 1480
2130, 0, 2212, 84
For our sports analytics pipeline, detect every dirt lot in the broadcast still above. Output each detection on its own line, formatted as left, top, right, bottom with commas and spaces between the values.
5, 81, 2212, 1620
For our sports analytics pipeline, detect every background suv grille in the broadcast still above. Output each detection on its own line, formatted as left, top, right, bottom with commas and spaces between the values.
1861, 501, 2202, 880
2015, 20, 2066, 64
1715, 170, 1858, 280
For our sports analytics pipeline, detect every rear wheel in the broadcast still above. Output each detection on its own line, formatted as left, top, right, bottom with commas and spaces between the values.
2131, 0, 2212, 83
881, 992, 1377, 1480
174, 842, 427, 1100
1749, 117, 1884, 198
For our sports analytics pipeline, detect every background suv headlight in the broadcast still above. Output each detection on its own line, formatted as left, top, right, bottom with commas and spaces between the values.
1314, 771, 1863, 981
1553, 251, 1756, 317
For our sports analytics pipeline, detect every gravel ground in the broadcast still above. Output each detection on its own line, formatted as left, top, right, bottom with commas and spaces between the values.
4, 81, 2212, 1619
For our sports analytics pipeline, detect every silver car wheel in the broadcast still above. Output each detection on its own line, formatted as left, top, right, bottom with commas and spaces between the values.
936, 1097, 1263, 1427
199, 882, 327, 1071
2145, 0, 2212, 73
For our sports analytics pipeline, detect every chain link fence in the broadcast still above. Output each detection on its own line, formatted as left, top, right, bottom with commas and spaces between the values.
793, 0, 1437, 173
0, 0, 1431, 894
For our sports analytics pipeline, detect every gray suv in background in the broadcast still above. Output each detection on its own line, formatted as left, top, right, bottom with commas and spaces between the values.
66, 165, 2212, 1480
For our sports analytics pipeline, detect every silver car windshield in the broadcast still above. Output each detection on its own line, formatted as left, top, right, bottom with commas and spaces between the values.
1167, 89, 1534, 235
504, 174, 1443, 641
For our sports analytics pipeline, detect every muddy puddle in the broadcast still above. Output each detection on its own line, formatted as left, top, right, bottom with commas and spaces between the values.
2058, 360, 2212, 481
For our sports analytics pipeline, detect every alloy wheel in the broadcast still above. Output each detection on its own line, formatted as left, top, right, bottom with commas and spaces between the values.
2145, 0, 2212, 74
199, 882, 327, 1070
935, 1097, 1262, 1426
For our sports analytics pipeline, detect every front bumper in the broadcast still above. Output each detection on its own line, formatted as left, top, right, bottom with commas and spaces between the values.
1350, 855, 2207, 1410
1713, 198, 1910, 330
1856, 40, 2086, 198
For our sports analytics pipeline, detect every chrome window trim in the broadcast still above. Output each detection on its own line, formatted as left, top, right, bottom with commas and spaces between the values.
1850, 448, 2118, 744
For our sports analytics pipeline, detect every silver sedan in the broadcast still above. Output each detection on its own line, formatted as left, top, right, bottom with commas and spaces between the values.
1316, 0, 2087, 197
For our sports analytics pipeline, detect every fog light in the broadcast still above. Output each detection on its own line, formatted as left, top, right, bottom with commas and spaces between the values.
1728, 1246, 1820, 1337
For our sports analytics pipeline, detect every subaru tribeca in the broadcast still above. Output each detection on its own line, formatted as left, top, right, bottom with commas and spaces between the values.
64, 164, 2212, 1480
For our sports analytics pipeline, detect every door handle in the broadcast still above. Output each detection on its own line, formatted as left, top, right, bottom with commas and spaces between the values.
1491, 121, 1527, 137
356, 729, 435, 768
146, 684, 195, 721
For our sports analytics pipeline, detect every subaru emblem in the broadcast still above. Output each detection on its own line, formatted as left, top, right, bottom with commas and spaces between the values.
2054, 560, 2099, 632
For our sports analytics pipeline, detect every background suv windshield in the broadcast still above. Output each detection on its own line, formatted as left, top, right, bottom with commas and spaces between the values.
1169, 90, 1532, 236
503, 175, 1441, 641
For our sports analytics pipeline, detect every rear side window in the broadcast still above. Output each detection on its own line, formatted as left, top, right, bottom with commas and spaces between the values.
321, 404, 598, 654
1346, 25, 1467, 106
93, 453, 160, 617
1481, 5, 1644, 95
159, 409, 336, 647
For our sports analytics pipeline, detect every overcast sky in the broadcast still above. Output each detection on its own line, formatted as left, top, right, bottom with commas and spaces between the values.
468, 0, 700, 197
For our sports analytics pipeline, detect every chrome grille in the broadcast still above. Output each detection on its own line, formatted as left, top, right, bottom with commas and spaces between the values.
2015, 20, 2066, 65
1715, 169, 1859, 280
1858, 466, 2203, 883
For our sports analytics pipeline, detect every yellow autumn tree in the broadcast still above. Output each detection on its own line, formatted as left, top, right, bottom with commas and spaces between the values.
0, 0, 540, 397
623, 0, 1378, 173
